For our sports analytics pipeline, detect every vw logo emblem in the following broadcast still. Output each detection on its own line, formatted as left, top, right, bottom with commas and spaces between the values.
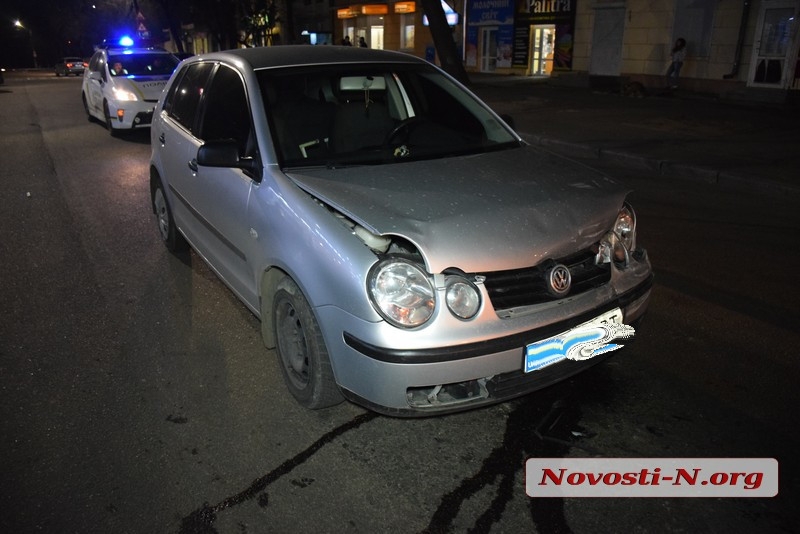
547, 264, 572, 297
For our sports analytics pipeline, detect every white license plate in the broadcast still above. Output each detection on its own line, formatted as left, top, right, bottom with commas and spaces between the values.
523, 308, 633, 373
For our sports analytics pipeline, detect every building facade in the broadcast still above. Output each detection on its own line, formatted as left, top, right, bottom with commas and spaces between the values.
333, 0, 443, 60
466, 0, 800, 100
169, 0, 798, 101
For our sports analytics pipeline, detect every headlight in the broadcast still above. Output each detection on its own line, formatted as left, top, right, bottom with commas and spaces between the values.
368, 259, 434, 328
445, 275, 481, 320
613, 204, 636, 252
112, 86, 138, 101
596, 204, 637, 267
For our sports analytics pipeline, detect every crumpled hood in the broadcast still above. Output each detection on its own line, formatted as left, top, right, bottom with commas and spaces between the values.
114, 76, 169, 101
286, 147, 628, 273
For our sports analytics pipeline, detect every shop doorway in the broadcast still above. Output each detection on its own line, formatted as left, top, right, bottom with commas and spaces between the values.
370, 26, 384, 49
747, 0, 799, 89
481, 27, 498, 72
529, 25, 555, 76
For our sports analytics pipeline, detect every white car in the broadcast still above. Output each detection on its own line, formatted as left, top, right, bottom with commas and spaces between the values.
82, 46, 179, 136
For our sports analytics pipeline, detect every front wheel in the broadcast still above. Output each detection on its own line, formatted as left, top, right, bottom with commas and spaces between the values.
273, 277, 343, 409
82, 94, 93, 123
103, 101, 121, 137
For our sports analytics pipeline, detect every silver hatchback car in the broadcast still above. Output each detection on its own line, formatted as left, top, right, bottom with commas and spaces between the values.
149, 46, 652, 416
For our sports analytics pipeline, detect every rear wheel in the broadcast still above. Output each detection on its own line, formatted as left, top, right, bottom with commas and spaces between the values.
272, 276, 343, 409
151, 175, 187, 253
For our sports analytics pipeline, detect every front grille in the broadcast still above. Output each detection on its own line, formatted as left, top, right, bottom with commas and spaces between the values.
486, 348, 615, 399
478, 246, 610, 311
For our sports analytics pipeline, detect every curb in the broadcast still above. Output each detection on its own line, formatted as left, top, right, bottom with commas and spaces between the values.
521, 133, 800, 198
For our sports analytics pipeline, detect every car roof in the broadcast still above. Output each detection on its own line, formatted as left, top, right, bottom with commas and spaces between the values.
196, 45, 428, 70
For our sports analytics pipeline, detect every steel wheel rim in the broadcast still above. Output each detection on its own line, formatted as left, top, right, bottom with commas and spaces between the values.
276, 299, 309, 390
153, 189, 170, 242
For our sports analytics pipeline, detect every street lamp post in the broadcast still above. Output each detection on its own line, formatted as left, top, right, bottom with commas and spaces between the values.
14, 20, 38, 69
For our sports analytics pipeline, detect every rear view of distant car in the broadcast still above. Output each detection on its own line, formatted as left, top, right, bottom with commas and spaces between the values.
55, 57, 86, 76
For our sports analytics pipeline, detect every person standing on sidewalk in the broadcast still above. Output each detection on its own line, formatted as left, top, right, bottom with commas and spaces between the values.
666, 38, 687, 89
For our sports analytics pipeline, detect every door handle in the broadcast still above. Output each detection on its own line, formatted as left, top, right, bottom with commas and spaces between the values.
159, 133, 165, 145
188, 159, 198, 172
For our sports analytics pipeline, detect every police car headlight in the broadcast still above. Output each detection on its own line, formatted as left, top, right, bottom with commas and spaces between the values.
112, 86, 138, 101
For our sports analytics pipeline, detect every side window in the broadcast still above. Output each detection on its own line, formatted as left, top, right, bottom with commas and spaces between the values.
164, 62, 215, 133
198, 65, 253, 157
88, 52, 106, 81
88, 52, 101, 72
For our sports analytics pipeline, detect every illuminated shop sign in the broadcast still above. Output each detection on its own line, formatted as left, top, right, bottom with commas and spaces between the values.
394, 1, 416, 13
337, 4, 390, 18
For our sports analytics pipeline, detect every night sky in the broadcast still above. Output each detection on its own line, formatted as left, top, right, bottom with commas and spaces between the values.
1, 0, 166, 68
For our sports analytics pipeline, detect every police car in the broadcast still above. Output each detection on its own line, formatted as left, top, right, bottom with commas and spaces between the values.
82, 41, 179, 136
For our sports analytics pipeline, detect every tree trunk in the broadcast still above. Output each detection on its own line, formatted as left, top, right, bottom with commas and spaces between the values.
419, 0, 469, 85
152, 0, 186, 53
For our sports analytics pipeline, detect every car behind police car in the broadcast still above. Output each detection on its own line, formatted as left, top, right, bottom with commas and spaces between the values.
82, 46, 179, 136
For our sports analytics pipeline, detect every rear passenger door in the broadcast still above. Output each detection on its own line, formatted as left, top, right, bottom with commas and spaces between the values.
155, 61, 215, 245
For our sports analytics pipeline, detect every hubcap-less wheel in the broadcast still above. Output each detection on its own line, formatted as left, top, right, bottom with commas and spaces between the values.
153, 188, 171, 243
150, 177, 186, 253
275, 299, 310, 391
271, 277, 343, 409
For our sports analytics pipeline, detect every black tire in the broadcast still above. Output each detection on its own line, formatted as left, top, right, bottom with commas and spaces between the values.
103, 101, 121, 137
151, 176, 187, 253
82, 94, 93, 122
272, 277, 343, 409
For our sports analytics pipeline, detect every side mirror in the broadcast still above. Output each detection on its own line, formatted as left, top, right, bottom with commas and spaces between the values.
89, 71, 102, 82
197, 140, 260, 175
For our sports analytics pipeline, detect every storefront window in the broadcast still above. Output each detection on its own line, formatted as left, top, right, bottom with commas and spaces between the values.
401, 14, 415, 49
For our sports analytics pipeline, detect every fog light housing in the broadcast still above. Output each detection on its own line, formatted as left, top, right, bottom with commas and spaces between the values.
445, 275, 481, 320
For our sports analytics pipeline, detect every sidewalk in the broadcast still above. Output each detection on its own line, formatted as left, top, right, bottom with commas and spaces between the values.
469, 74, 800, 197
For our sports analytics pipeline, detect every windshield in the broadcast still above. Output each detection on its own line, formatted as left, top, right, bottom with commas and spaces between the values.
109, 53, 179, 77
257, 64, 520, 168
